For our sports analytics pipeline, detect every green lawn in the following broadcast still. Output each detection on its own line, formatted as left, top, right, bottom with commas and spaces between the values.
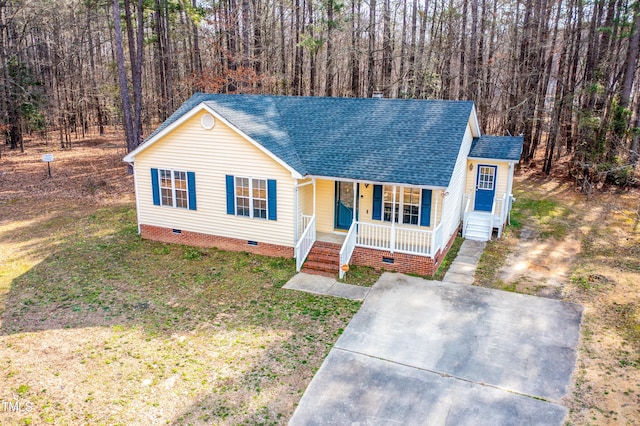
0, 204, 361, 425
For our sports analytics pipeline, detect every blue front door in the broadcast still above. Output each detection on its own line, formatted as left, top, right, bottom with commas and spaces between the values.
474, 165, 497, 212
335, 181, 355, 230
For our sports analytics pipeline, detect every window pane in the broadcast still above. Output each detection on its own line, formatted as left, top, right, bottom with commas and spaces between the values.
175, 190, 188, 208
383, 204, 392, 222
237, 197, 250, 216
174, 171, 187, 190
253, 199, 266, 219
236, 177, 249, 196
252, 179, 266, 199
160, 169, 172, 189
383, 187, 393, 202
161, 188, 173, 206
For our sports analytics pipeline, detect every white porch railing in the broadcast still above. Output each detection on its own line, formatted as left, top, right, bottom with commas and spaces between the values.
338, 221, 358, 279
430, 222, 445, 257
464, 192, 512, 239
394, 227, 433, 255
295, 216, 316, 272
355, 221, 442, 256
492, 193, 509, 238
356, 222, 392, 251
299, 214, 313, 237
462, 195, 471, 236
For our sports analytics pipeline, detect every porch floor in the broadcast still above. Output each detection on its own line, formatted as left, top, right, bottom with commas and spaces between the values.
316, 232, 346, 245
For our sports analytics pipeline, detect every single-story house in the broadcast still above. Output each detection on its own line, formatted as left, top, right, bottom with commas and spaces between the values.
123, 93, 522, 278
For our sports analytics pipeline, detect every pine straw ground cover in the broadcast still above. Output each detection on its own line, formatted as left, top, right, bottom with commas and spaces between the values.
0, 136, 362, 425
476, 171, 640, 425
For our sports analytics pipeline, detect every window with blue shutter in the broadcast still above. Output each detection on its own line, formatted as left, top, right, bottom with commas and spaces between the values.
151, 168, 196, 210
372, 185, 383, 220
420, 189, 432, 227
227, 175, 277, 220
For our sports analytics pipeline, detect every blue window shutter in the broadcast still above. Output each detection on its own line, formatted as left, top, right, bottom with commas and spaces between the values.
151, 168, 160, 206
187, 172, 197, 210
225, 175, 235, 215
420, 189, 432, 227
372, 185, 383, 220
267, 179, 277, 220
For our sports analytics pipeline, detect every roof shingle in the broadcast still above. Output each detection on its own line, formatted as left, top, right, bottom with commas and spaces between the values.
143, 94, 484, 187
469, 136, 523, 162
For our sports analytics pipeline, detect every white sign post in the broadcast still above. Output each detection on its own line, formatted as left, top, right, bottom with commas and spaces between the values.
42, 154, 54, 177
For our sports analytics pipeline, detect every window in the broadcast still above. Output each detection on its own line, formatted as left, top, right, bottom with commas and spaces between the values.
478, 166, 495, 190
160, 169, 189, 208
235, 177, 250, 216
235, 177, 267, 219
383, 186, 421, 225
252, 178, 267, 219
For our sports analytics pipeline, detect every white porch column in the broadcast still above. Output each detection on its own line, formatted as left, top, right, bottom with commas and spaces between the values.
294, 180, 299, 243
434, 190, 439, 227
390, 186, 396, 254
352, 181, 357, 223
313, 178, 316, 217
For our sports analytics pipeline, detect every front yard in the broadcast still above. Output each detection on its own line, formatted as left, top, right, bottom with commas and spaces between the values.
0, 137, 361, 424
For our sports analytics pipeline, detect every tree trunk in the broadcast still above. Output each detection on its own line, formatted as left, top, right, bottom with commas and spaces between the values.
367, 0, 376, 97
112, 0, 136, 157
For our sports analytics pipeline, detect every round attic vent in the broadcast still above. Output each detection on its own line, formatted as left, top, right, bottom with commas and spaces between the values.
201, 113, 215, 130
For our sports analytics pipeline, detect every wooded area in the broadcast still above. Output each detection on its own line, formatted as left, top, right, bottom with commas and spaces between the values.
1, 0, 639, 183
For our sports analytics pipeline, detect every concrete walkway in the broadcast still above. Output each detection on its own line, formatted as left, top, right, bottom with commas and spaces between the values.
283, 272, 370, 301
442, 239, 486, 285
285, 239, 488, 301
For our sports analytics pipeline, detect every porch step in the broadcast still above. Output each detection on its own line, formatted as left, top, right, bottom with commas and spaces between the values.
464, 213, 493, 242
302, 241, 341, 277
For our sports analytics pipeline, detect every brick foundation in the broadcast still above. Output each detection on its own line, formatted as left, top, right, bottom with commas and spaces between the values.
140, 224, 294, 258
350, 226, 460, 276
140, 224, 460, 277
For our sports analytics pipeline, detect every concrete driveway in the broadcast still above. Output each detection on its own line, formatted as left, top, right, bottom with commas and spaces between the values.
290, 273, 583, 425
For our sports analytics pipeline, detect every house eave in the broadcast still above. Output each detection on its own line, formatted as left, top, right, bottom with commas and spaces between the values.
306, 174, 447, 190
468, 156, 519, 163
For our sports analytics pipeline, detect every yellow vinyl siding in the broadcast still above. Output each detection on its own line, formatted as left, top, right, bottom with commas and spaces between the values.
135, 110, 296, 247
466, 159, 510, 208
315, 179, 335, 233
297, 179, 314, 217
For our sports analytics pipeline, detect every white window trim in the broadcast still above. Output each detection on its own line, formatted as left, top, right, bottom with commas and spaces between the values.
235, 176, 269, 220
383, 185, 421, 226
160, 168, 189, 209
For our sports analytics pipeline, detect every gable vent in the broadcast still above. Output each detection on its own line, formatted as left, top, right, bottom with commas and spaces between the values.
201, 114, 215, 130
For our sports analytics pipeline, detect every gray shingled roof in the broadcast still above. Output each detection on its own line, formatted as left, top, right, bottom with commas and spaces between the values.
469, 136, 523, 161
143, 93, 478, 187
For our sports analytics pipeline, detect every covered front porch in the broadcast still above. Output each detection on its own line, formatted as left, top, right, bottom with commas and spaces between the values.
294, 178, 451, 278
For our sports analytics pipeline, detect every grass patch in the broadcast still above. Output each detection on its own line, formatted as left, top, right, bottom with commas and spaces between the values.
0, 204, 361, 424
510, 190, 573, 239
339, 265, 380, 287
429, 236, 464, 281
474, 235, 512, 288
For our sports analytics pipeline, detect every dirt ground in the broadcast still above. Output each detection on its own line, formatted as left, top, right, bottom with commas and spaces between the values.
477, 171, 640, 425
